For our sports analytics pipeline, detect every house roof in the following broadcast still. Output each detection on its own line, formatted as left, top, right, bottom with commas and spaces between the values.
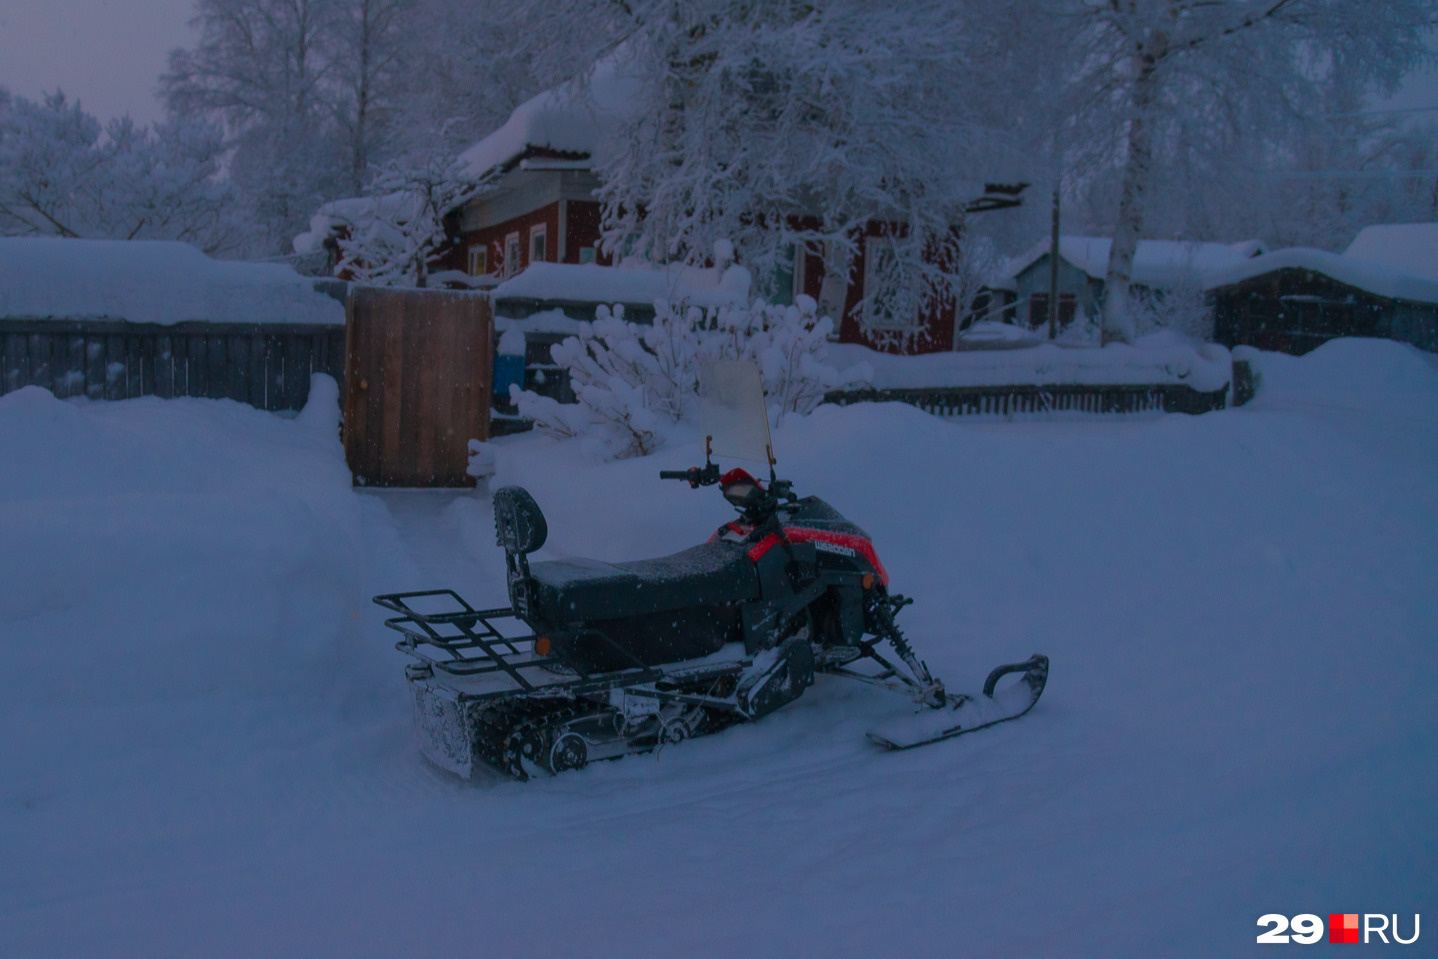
0, 237, 345, 326
1003, 235, 1266, 289
1202, 246, 1438, 305
456, 54, 640, 181
1344, 224, 1438, 284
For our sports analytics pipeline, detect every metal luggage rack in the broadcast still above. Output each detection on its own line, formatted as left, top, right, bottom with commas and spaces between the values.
373, 589, 661, 698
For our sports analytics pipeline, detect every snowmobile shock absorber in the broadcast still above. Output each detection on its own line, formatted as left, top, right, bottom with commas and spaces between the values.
866, 593, 947, 708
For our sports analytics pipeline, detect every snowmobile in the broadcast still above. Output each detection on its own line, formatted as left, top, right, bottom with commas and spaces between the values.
374, 361, 1048, 780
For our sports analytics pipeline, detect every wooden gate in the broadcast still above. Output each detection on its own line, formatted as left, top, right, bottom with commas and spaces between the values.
343, 287, 492, 487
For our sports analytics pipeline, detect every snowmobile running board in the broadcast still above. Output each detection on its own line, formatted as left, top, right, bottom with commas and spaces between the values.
866, 654, 1049, 750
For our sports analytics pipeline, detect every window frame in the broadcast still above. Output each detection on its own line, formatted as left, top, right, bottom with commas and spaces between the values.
467, 245, 488, 277
504, 232, 521, 278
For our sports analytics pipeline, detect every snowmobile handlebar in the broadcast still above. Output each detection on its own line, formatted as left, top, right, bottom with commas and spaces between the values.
659, 463, 721, 488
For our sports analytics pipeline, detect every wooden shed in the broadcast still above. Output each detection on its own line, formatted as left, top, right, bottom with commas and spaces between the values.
1205, 248, 1438, 355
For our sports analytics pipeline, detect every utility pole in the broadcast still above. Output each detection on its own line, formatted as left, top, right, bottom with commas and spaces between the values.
1047, 177, 1061, 341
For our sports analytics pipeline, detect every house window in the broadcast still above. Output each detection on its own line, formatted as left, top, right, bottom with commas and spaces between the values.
862, 235, 912, 329
504, 232, 521, 278
467, 245, 487, 277
1029, 293, 1076, 328
529, 224, 547, 265
1028, 294, 1049, 328
578, 246, 596, 265
767, 244, 806, 307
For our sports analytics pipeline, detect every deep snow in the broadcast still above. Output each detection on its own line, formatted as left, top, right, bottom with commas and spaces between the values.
1, 339, 1435, 957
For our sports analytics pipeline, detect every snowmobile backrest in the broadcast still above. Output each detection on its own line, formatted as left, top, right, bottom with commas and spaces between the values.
493, 486, 548, 556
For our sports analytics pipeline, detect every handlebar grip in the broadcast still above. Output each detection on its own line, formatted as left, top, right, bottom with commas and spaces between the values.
659, 470, 692, 480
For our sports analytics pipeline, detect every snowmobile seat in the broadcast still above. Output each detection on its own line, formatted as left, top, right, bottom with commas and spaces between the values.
529, 542, 761, 623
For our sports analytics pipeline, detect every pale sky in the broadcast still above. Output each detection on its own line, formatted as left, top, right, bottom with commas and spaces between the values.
0, 0, 1435, 128
0, 0, 194, 124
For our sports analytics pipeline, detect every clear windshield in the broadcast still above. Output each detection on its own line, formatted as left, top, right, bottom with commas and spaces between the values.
698, 358, 774, 467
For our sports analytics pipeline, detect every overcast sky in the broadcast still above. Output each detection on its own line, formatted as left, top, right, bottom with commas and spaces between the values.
0, 0, 193, 124
1, 0, 1436, 128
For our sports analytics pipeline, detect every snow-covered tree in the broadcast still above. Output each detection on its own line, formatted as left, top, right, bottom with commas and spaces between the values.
0, 90, 243, 253
163, 0, 433, 253
327, 0, 414, 191
502, 0, 1036, 342
1053, 0, 1434, 343
332, 153, 481, 286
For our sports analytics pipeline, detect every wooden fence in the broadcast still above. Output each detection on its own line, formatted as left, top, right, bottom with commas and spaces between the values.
822, 381, 1231, 418
0, 319, 345, 411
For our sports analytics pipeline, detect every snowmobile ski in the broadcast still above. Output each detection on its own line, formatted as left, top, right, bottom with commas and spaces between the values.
866, 654, 1049, 750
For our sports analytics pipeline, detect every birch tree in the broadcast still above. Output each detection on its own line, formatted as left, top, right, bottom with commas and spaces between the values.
1061, 0, 1433, 343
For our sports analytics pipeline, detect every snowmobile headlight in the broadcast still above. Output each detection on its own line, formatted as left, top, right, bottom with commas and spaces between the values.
534, 636, 552, 657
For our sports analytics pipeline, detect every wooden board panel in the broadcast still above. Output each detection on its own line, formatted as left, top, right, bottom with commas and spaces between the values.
344, 287, 491, 487
85, 337, 105, 399
3, 333, 26, 394
28, 333, 52, 392
205, 334, 228, 400
154, 334, 175, 399
104, 334, 128, 400
265, 335, 286, 411
247, 334, 267, 408
187, 334, 208, 397
126, 335, 143, 398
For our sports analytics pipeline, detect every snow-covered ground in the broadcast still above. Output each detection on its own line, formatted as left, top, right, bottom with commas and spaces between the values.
2, 339, 1435, 957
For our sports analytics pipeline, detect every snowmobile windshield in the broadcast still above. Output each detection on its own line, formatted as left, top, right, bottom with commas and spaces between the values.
699, 358, 773, 467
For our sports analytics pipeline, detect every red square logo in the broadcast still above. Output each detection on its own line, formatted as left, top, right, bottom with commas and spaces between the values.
1329, 913, 1360, 944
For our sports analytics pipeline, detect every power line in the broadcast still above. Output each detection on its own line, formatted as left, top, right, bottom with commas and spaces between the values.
1262, 169, 1438, 180
1323, 105, 1438, 118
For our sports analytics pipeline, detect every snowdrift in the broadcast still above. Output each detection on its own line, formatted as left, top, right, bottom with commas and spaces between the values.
2, 341, 1436, 957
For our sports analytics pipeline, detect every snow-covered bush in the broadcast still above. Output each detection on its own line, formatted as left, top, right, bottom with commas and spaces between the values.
513, 295, 850, 459
1127, 281, 1213, 342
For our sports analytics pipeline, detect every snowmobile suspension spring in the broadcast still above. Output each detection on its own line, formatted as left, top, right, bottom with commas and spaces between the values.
868, 594, 934, 687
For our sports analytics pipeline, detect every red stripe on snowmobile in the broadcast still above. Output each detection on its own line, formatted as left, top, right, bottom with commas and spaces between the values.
782, 528, 890, 585
747, 533, 784, 561
744, 528, 890, 586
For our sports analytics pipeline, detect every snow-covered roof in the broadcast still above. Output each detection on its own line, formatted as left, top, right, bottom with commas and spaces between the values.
1003, 236, 1266, 289
0, 238, 346, 326
293, 191, 420, 255
1202, 246, 1438, 305
1344, 224, 1438, 284
491, 261, 751, 310
457, 54, 641, 180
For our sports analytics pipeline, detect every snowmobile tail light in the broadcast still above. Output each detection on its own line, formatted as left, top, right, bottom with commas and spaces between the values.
862, 574, 875, 590
535, 636, 552, 657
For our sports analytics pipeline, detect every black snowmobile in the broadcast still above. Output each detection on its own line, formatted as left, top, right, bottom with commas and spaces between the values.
375, 457, 1048, 780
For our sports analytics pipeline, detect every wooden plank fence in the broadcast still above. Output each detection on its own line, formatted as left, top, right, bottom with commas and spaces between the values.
0, 319, 346, 411
822, 381, 1230, 418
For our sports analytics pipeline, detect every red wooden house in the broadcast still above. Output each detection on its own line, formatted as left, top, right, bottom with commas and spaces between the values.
308, 59, 1023, 354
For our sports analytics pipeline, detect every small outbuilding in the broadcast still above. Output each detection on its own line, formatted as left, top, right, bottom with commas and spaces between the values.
996, 236, 1265, 332
1205, 225, 1438, 354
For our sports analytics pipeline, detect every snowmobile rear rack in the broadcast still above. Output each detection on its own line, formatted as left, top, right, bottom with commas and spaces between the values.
374, 589, 662, 700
